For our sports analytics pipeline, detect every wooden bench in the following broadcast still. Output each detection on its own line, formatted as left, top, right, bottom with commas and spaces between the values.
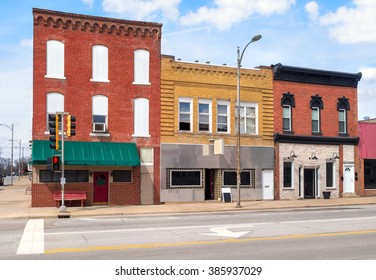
53, 191, 87, 207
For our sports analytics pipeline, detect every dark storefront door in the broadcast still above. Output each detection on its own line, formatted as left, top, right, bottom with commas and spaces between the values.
93, 172, 109, 204
304, 169, 315, 199
205, 169, 214, 200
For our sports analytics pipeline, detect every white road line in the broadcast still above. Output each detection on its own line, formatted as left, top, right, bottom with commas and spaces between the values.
17, 219, 44, 255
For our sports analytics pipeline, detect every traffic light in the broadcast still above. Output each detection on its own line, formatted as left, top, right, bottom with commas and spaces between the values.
48, 114, 59, 150
52, 156, 60, 171
66, 115, 76, 137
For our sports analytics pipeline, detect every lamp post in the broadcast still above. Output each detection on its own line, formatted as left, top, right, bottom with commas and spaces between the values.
236, 34, 262, 208
11, 139, 21, 179
0, 123, 14, 186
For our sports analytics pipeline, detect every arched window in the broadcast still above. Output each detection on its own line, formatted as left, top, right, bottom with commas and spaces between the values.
46, 93, 64, 130
46, 40, 65, 78
133, 49, 150, 85
133, 98, 149, 137
337, 97, 350, 134
281, 92, 295, 132
92, 95, 108, 133
310, 95, 323, 134
91, 45, 109, 82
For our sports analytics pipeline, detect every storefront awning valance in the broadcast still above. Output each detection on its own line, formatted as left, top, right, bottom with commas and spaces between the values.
31, 140, 140, 166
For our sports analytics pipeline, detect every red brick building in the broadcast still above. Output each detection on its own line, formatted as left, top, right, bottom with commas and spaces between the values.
31, 9, 162, 207
273, 64, 362, 199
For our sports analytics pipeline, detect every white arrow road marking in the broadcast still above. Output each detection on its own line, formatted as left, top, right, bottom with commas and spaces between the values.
203, 225, 254, 238
17, 219, 44, 255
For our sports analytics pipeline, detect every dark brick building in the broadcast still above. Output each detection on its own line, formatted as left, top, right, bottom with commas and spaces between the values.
31, 8, 162, 207
273, 64, 362, 200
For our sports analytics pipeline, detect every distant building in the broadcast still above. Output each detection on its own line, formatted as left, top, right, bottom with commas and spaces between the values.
358, 118, 376, 196
160, 55, 274, 202
31, 9, 162, 207
273, 64, 362, 199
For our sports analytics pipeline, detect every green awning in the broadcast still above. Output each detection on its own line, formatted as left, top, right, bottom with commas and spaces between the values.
31, 140, 140, 166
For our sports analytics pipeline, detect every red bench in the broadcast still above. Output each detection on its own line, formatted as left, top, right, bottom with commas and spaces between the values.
53, 191, 87, 207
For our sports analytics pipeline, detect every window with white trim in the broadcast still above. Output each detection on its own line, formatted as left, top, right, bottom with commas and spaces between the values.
283, 161, 293, 188
326, 162, 335, 188
91, 45, 109, 82
283, 105, 291, 132
133, 49, 150, 85
312, 107, 320, 133
134, 98, 149, 137
198, 99, 211, 132
338, 109, 347, 134
217, 101, 230, 133
170, 170, 202, 188
46, 93, 64, 131
179, 98, 192, 131
46, 40, 65, 79
235, 103, 258, 135
92, 95, 108, 133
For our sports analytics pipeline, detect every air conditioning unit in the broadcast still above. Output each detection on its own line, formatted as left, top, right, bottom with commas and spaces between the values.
93, 123, 106, 132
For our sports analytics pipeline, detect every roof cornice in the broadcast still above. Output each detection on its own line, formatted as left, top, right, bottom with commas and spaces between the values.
272, 63, 362, 88
32, 8, 162, 39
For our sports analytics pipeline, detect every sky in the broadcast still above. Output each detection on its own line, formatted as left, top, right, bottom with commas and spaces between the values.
0, 0, 375, 159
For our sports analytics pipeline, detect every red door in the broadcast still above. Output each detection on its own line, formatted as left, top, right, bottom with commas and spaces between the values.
93, 172, 109, 204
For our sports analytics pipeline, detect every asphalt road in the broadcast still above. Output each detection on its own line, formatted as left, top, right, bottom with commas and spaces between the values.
1, 204, 376, 260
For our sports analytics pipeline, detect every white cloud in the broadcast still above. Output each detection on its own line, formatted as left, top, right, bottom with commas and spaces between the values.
180, 0, 296, 31
20, 39, 32, 48
305, 1, 319, 21
318, 0, 376, 44
360, 67, 376, 81
81, 0, 95, 8
102, 0, 181, 21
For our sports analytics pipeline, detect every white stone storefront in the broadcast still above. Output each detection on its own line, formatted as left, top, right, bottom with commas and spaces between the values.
279, 143, 342, 200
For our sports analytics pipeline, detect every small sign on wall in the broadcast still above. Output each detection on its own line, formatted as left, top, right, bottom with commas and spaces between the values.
221, 187, 232, 203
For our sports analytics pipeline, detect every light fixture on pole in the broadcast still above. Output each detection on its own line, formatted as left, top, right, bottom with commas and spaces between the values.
0, 123, 14, 186
236, 34, 262, 208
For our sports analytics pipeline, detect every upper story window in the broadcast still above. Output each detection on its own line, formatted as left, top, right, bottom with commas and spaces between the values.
46, 92, 64, 131
236, 103, 258, 135
179, 97, 192, 132
283, 105, 291, 131
46, 40, 65, 79
91, 45, 109, 82
310, 95, 323, 134
311, 108, 320, 133
92, 95, 108, 133
133, 49, 150, 85
337, 97, 350, 135
281, 92, 295, 133
134, 98, 150, 137
198, 99, 212, 132
217, 100, 230, 133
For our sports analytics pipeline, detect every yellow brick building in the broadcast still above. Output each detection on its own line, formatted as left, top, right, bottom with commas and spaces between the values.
160, 55, 274, 202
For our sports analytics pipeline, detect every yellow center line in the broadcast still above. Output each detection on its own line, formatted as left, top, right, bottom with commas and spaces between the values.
45, 229, 376, 254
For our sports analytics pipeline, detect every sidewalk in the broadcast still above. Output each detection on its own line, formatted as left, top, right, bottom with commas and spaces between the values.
1, 177, 376, 219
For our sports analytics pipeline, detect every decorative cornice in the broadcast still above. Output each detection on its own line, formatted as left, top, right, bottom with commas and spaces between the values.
33, 8, 162, 39
272, 63, 362, 88
274, 133, 359, 145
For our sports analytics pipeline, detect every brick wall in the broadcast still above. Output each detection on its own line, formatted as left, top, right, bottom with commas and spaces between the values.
161, 55, 274, 147
273, 80, 358, 137
32, 9, 162, 206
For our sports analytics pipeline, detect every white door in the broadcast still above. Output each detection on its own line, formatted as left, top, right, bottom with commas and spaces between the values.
262, 170, 274, 200
343, 164, 355, 193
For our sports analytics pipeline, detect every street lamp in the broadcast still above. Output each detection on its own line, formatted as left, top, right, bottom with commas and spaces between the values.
0, 123, 14, 186
236, 34, 262, 208
11, 139, 22, 179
